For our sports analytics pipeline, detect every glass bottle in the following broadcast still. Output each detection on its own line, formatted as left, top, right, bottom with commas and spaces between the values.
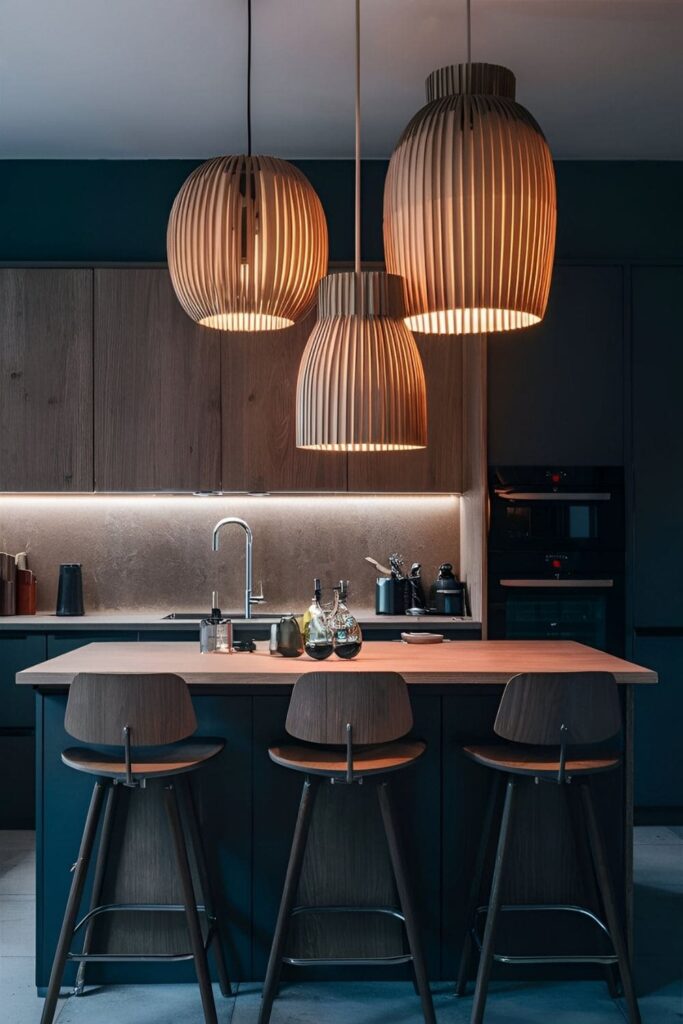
199, 592, 233, 653
332, 579, 363, 659
303, 578, 334, 660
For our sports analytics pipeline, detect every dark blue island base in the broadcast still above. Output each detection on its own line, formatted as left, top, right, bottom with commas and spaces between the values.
33, 682, 634, 990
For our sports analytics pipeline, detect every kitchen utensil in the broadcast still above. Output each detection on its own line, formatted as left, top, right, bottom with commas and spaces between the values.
408, 562, 427, 611
389, 553, 406, 579
429, 563, 466, 615
365, 556, 392, 576
401, 632, 444, 644
56, 564, 84, 616
375, 576, 411, 615
15, 552, 28, 571
16, 569, 37, 615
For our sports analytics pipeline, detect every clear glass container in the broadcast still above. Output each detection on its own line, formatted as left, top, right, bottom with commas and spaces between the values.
330, 580, 363, 659
303, 578, 334, 660
200, 594, 233, 653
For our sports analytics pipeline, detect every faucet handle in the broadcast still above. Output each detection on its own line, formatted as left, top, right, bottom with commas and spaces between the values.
251, 580, 266, 604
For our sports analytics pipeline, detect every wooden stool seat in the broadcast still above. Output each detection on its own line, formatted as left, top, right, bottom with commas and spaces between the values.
62, 738, 225, 780
269, 739, 426, 777
463, 743, 620, 778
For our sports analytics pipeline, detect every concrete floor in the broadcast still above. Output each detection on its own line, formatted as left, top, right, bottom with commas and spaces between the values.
0, 827, 680, 1023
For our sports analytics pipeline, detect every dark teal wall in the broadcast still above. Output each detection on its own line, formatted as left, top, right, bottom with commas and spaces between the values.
0, 159, 681, 263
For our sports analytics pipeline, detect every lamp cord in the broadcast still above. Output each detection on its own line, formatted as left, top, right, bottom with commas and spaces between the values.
466, 0, 471, 63
247, 0, 252, 155
354, 0, 361, 275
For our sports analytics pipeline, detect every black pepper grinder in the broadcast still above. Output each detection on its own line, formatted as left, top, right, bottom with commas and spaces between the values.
56, 564, 84, 616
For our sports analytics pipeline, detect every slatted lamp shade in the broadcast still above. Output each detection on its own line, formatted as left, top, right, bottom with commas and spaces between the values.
167, 155, 328, 332
384, 63, 557, 335
296, 271, 427, 451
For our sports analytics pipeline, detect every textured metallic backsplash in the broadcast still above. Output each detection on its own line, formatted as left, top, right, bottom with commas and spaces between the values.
0, 495, 460, 615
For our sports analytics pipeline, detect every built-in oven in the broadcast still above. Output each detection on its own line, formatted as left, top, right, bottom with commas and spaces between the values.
488, 468, 625, 655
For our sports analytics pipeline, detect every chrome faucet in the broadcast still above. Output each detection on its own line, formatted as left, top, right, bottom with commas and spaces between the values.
212, 517, 264, 619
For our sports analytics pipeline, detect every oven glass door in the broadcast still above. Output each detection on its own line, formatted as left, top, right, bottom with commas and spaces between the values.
504, 591, 608, 648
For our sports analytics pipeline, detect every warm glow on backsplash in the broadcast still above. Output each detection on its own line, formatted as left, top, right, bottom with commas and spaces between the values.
0, 494, 460, 615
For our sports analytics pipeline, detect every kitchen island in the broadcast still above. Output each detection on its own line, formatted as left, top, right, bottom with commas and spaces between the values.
18, 640, 656, 989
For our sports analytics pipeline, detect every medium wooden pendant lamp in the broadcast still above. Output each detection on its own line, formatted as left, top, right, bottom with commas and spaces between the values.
383, 0, 557, 335
296, 0, 426, 451
167, 0, 328, 332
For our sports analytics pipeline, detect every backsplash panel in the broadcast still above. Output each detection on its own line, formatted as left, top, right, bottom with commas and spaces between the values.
0, 495, 460, 615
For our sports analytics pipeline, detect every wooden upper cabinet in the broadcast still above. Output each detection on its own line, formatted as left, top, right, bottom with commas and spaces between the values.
0, 269, 93, 491
347, 334, 464, 492
221, 309, 347, 492
94, 269, 221, 491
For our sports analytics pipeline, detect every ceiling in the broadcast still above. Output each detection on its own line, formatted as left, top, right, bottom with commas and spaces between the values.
1, 0, 681, 160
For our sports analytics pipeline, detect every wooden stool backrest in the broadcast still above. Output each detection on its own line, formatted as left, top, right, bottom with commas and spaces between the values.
494, 671, 621, 746
65, 673, 197, 746
285, 671, 413, 745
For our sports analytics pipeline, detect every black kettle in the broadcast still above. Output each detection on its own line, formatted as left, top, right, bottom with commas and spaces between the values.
429, 563, 466, 616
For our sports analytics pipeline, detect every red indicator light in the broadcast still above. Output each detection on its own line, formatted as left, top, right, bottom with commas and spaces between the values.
551, 473, 561, 484
551, 559, 562, 569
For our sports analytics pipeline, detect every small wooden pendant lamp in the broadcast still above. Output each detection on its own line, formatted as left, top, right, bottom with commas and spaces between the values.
296, 0, 427, 451
167, 1, 328, 332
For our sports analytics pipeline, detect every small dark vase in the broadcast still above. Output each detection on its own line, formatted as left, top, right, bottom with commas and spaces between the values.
276, 616, 304, 657
56, 564, 84, 616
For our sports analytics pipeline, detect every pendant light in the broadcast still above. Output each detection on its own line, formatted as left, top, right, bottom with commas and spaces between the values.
167, 0, 328, 331
383, 0, 556, 335
296, 0, 426, 451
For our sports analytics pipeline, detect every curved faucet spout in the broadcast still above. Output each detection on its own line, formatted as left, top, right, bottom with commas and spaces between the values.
212, 517, 256, 619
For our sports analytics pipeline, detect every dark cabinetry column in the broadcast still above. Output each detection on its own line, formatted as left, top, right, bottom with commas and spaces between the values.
488, 265, 624, 465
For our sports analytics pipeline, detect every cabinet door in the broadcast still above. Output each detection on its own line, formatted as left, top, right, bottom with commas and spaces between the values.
632, 267, 683, 626
347, 333, 463, 492
488, 265, 624, 465
633, 636, 683, 807
94, 269, 221, 491
0, 632, 46, 728
0, 269, 93, 490
221, 310, 347, 492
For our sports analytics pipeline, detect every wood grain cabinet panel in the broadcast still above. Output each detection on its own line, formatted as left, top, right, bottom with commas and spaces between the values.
221, 309, 347, 492
347, 334, 463, 492
94, 269, 221, 491
0, 269, 93, 490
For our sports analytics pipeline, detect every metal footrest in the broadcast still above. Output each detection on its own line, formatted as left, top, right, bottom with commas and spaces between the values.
67, 902, 214, 966
472, 903, 619, 966
284, 904, 411, 967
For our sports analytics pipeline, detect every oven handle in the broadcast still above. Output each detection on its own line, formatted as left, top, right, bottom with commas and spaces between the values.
499, 578, 614, 588
494, 491, 611, 501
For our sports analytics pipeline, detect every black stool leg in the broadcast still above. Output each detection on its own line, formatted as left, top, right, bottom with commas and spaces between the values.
564, 784, 620, 999
470, 775, 516, 1024
74, 782, 119, 995
378, 781, 436, 1024
40, 780, 106, 1024
164, 783, 218, 1024
456, 772, 503, 996
259, 776, 318, 1024
178, 775, 233, 997
580, 782, 642, 1024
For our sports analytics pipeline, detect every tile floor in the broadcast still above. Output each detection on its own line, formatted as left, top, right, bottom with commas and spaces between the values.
0, 826, 680, 1023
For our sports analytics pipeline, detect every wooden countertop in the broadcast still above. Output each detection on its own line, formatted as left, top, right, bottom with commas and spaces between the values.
16, 640, 657, 688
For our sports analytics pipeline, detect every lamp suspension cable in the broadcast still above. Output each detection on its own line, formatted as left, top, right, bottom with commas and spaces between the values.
246, 0, 252, 155
354, 0, 361, 275
466, 0, 471, 63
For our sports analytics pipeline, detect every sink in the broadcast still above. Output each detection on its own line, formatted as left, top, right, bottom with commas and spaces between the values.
162, 612, 292, 621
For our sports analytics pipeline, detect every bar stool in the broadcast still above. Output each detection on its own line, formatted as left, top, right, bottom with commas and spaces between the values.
259, 670, 436, 1024
40, 673, 232, 1024
456, 671, 641, 1024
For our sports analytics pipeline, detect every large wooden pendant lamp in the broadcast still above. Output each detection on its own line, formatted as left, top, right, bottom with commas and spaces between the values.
383, 2, 556, 335
167, 2, 328, 331
296, 0, 426, 451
